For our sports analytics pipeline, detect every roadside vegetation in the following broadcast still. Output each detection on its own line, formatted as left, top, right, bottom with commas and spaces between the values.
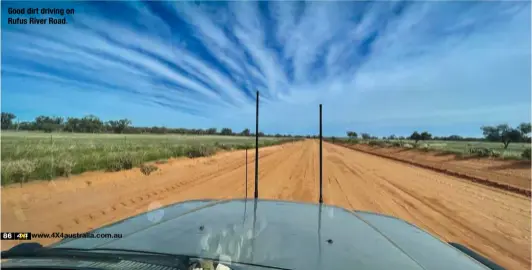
332, 123, 532, 160
1, 112, 301, 186
1, 132, 297, 185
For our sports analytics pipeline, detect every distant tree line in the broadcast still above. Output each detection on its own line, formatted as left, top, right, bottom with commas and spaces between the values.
0, 112, 302, 138
346, 122, 531, 149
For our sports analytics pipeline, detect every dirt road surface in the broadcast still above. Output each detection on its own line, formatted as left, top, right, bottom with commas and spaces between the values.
2, 140, 530, 269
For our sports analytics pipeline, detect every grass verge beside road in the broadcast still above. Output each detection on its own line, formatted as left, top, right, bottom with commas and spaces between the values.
329, 138, 531, 160
1, 131, 297, 185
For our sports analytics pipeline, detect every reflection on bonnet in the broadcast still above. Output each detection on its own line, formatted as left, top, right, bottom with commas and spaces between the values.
198, 218, 268, 263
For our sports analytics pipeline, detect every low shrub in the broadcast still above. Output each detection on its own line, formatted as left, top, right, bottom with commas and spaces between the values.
403, 143, 414, 149
391, 141, 404, 147
1, 159, 37, 185
368, 140, 385, 147
169, 146, 186, 158
348, 139, 359, 144
234, 143, 254, 150
522, 148, 531, 160
106, 153, 135, 172
185, 145, 216, 158
214, 142, 233, 151
468, 147, 500, 158
415, 144, 430, 152
55, 156, 76, 177
140, 164, 158, 176
260, 140, 277, 147
436, 150, 459, 156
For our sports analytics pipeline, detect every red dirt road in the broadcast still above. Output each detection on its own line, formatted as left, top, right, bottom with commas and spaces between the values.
2, 140, 530, 269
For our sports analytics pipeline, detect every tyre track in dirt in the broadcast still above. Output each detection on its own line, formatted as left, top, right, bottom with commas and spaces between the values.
239, 140, 531, 269
336, 143, 531, 197
2, 140, 530, 269
1, 143, 292, 249
321, 142, 530, 270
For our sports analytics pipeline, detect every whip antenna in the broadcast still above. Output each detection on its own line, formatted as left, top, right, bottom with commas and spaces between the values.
319, 104, 323, 204
245, 148, 248, 199
254, 91, 259, 199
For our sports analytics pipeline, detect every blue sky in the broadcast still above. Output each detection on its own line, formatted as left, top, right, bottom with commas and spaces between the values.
1, 1, 530, 137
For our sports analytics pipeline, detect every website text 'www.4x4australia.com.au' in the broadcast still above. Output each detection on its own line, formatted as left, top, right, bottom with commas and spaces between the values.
33, 232, 123, 239
1, 232, 123, 241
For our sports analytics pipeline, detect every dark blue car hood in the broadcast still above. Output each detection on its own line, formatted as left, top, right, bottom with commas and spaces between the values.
46, 199, 488, 270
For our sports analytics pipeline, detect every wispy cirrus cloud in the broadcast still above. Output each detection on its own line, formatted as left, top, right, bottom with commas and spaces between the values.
1, 1, 530, 136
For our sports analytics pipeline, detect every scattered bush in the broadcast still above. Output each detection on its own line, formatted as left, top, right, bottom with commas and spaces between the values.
501, 154, 522, 160
106, 153, 135, 172
468, 147, 500, 158
55, 156, 76, 177
234, 143, 254, 150
260, 140, 277, 147
490, 151, 502, 158
140, 164, 158, 175
214, 142, 233, 151
222, 144, 232, 150
368, 140, 386, 147
391, 141, 404, 147
185, 145, 216, 158
436, 150, 458, 156
169, 146, 185, 158
1, 159, 37, 185
415, 144, 430, 152
403, 143, 414, 148
522, 148, 531, 160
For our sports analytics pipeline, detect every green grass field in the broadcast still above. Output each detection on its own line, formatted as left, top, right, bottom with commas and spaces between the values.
333, 138, 531, 159
1, 131, 292, 185
413, 140, 529, 156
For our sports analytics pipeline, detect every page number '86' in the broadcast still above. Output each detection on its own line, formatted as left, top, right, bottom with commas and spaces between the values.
2, 232, 12, 240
